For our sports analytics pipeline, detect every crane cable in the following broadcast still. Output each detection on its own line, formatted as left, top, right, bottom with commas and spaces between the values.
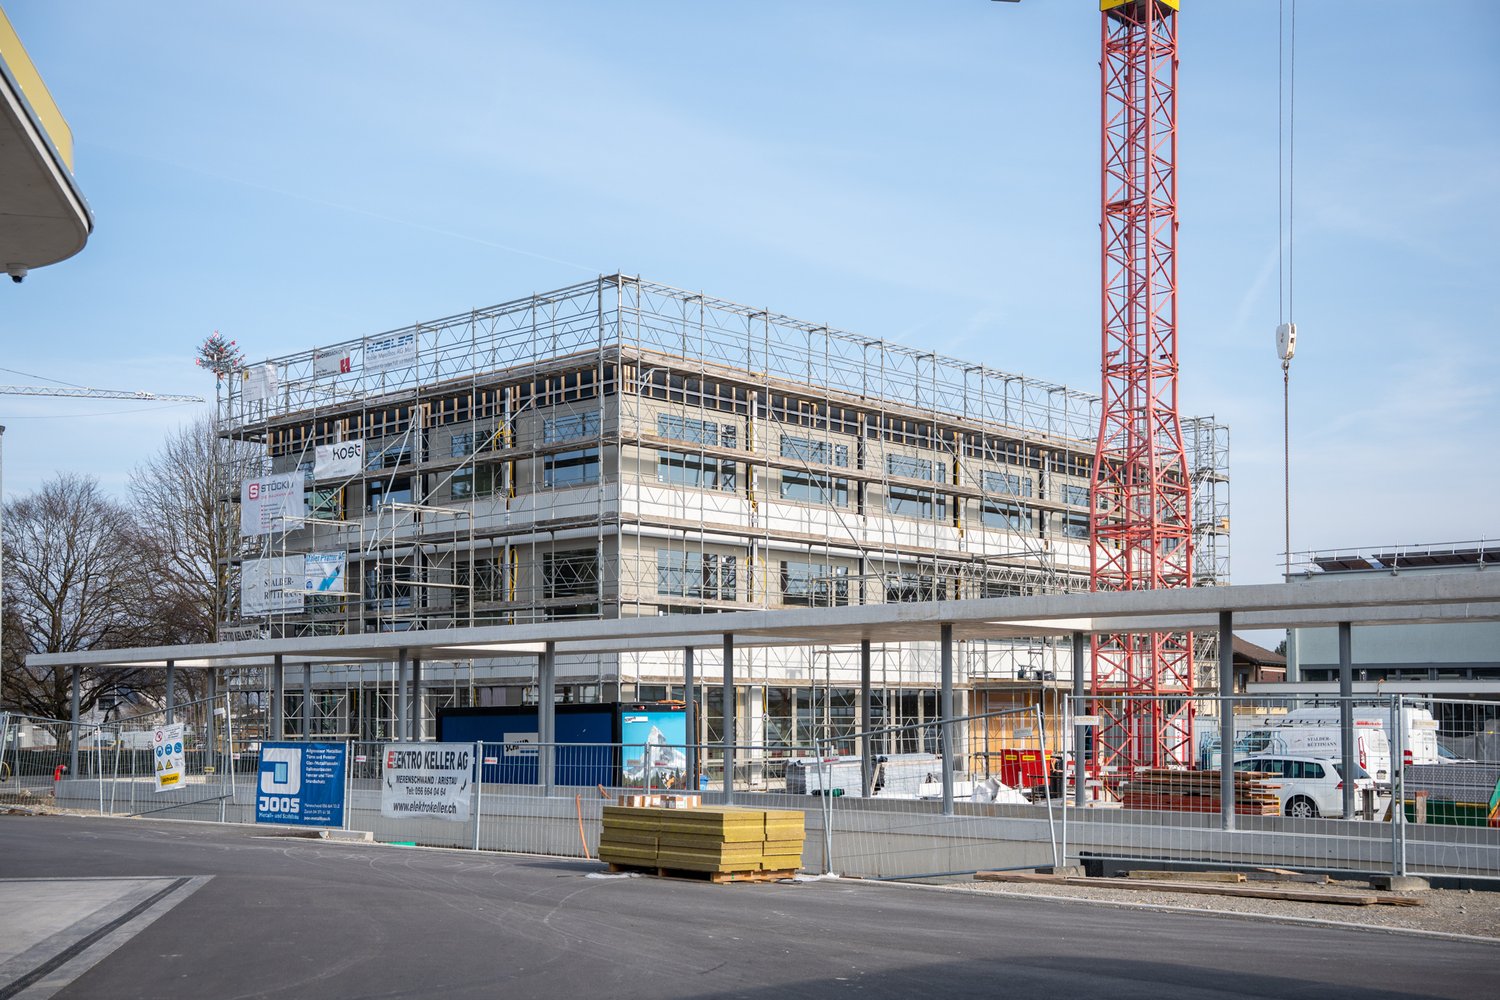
1280, 0, 1296, 580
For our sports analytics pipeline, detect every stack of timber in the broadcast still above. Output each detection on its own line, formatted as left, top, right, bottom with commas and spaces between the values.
1122, 769, 1280, 815
599, 804, 806, 882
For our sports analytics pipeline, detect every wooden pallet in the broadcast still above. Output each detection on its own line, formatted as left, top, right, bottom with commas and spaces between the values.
607, 863, 799, 884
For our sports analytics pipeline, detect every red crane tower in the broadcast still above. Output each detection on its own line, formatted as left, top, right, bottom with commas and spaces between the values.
1088, 0, 1195, 773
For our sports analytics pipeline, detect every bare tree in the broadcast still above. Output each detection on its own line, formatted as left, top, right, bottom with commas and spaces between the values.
1, 474, 161, 720
130, 417, 262, 644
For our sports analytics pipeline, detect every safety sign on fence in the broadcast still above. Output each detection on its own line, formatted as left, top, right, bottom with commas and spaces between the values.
153, 723, 186, 791
380, 743, 473, 822
256, 742, 348, 827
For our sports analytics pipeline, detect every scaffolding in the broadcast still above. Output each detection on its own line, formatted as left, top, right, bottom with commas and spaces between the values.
220, 274, 1231, 733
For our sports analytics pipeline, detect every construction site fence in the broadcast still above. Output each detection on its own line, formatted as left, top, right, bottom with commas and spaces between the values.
11, 695, 1500, 883
1055, 692, 1500, 882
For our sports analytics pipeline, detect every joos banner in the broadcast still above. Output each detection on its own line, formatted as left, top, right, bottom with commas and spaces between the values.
380, 743, 474, 822
153, 723, 186, 791
256, 742, 347, 827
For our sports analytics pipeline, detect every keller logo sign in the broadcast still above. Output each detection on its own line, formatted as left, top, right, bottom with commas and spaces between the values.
380, 743, 474, 822
256, 742, 347, 827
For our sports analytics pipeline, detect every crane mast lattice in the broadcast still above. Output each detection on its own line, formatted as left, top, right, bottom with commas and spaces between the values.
1089, 0, 1195, 772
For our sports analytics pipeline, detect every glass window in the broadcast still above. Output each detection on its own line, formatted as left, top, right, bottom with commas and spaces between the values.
781, 435, 848, 468
544, 549, 598, 599
457, 557, 504, 603
545, 448, 599, 487
781, 471, 849, 506
367, 442, 412, 470
657, 550, 737, 600
451, 463, 501, 499
1061, 514, 1090, 539
887, 454, 944, 482
543, 412, 601, 444
365, 476, 412, 512
886, 486, 946, 520
657, 413, 719, 446
1061, 483, 1091, 507
450, 431, 476, 458
982, 470, 1032, 498
885, 573, 946, 603
980, 502, 1030, 531
780, 561, 849, 607
308, 488, 342, 521
658, 451, 737, 491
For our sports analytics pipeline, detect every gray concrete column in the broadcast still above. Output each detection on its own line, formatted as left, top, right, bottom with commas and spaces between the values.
271, 655, 285, 741
1072, 631, 1087, 808
940, 623, 954, 817
683, 646, 697, 790
722, 633, 735, 804
410, 656, 423, 742
1338, 621, 1355, 818
301, 662, 313, 739
164, 660, 176, 724
860, 639, 873, 798
1218, 611, 1235, 831
395, 650, 409, 743
69, 666, 81, 778
539, 642, 556, 792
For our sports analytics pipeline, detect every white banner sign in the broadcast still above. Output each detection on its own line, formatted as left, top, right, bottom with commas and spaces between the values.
364, 331, 417, 373
313, 349, 352, 377
380, 743, 474, 822
153, 723, 186, 792
219, 624, 263, 643
304, 552, 345, 594
242, 363, 279, 403
240, 473, 306, 536
313, 440, 363, 480
241, 557, 306, 615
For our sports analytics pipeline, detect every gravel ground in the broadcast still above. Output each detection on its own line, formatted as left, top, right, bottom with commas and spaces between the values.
949, 875, 1500, 941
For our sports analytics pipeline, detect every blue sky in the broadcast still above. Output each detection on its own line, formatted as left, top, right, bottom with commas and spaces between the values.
2, 0, 1496, 586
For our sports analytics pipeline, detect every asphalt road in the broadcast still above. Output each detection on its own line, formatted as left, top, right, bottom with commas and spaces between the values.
0, 814, 1490, 1000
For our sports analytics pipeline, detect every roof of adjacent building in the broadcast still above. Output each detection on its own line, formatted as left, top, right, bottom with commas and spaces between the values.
0, 7, 91, 272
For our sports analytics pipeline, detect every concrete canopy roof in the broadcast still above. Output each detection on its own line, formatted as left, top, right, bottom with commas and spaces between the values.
0, 11, 91, 273
25, 571, 1500, 672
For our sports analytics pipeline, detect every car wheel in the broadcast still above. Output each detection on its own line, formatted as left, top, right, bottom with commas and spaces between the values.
1285, 796, 1318, 819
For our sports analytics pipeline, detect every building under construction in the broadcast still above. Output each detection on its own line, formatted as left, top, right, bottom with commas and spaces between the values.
223, 274, 1229, 757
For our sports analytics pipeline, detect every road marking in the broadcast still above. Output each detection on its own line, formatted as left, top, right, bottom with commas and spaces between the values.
0, 876, 210, 1000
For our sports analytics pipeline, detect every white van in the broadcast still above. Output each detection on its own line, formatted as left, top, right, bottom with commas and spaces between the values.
1276, 706, 1440, 766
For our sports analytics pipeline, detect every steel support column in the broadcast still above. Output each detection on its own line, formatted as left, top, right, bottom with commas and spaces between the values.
722, 633, 735, 805
683, 646, 696, 790
1217, 611, 1235, 831
302, 662, 312, 739
860, 639, 873, 798
539, 642, 556, 792
1072, 631, 1088, 808
940, 623, 954, 816
410, 656, 423, 742
271, 655, 285, 741
1338, 621, 1355, 818
164, 660, 176, 725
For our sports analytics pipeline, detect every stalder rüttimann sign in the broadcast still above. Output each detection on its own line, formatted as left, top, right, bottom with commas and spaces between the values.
380, 744, 473, 822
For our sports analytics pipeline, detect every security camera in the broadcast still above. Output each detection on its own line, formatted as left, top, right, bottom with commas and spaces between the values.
6, 264, 26, 284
